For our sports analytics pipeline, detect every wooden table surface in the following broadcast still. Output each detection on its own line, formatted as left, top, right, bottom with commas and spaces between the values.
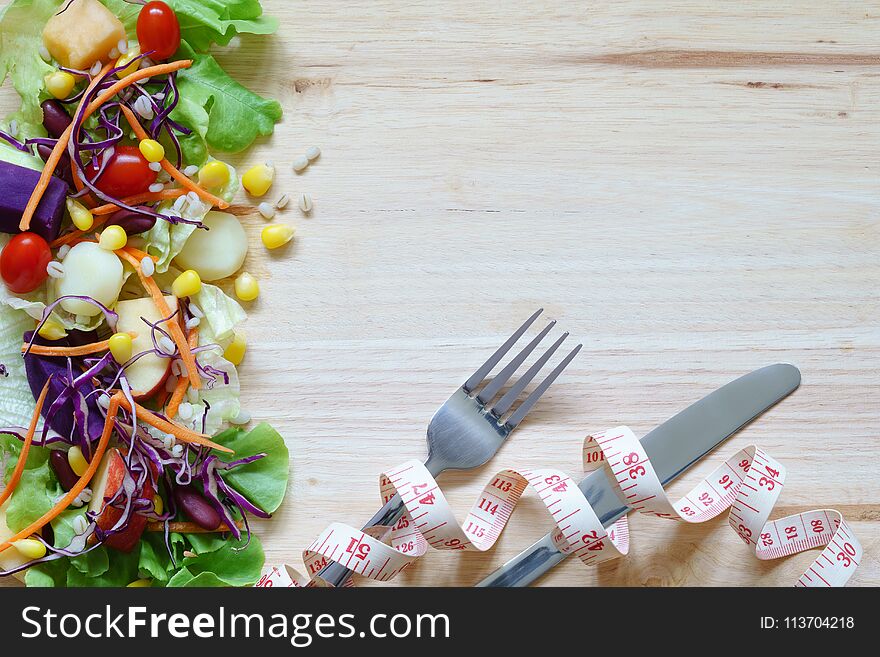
2, 0, 878, 586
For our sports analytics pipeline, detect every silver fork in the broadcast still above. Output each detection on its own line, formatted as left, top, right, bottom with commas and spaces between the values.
315, 309, 582, 587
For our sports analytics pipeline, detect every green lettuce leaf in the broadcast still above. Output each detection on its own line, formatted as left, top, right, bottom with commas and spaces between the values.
0, 440, 62, 533
166, 533, 263, 587
193, 281, 246, 345
66, 546, 140, 586
172, 41, 282, 159
0, 142, 44, 171
23, 557, 67, 587
165, 0, 278, 52
0, 0, 57, 136
215, 423, 289, 514
0, 305, 40, 428
142, 164, 238, 271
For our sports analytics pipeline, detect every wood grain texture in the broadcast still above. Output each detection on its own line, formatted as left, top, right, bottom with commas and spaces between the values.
1, 0, 877, 586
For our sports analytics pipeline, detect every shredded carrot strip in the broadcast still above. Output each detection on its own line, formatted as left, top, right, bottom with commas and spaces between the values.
146, 521, 244, 534
166, 327, 199, 419
116, 247, 201, 389
118, 105, 228, 210
19, 60, 193, 231
114, 396, 231, 453
0, 392, 119, 554
22, 332, 137, 357
120, 245, 159, 263
19, 63, 112, 231
0, 379, 52, 509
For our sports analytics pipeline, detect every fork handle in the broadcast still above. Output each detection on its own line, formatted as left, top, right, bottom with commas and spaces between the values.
313, 494, 407, 587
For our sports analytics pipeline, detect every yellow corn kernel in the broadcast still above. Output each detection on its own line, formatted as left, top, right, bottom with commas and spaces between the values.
108, 332, 132, 364
198, 160, 230, 189
12, 538, 47, 560
116, 45, 141, 79
127, 579, 152, 588
98, 225, 127, 251
45, 70, 76, 99
66, 198, 94, 231
138, 138, 165, 163
261, 223, 294, 250
172, 269, 202, 298
68, 445, 89, 477
38, 319, 67, 341
223, 331, 246, 366
153, 494, 164, 516
241, 163, 274, 197
234, 272, 259, 302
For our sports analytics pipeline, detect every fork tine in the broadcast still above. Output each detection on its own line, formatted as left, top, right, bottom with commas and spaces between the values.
504, 343, 582, 428
490, 331, 568, 416
462, 308, 543, 393
475, 321, 556, 404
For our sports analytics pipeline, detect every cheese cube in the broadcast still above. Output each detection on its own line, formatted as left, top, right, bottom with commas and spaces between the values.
42, 0, 125, 70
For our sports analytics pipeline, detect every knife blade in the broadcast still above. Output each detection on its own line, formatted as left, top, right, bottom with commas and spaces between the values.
475, 363, 801, 587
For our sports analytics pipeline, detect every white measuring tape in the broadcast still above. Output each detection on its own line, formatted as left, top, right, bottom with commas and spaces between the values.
257, 426, 861, 588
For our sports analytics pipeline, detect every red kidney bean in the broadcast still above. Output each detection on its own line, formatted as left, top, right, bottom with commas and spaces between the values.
174, 485, 221, 530
105, 208, 157, 235
50, 449, 79, 491
40, 99, 72, 139
37, 144, 74, 188
41, 521, 54, 546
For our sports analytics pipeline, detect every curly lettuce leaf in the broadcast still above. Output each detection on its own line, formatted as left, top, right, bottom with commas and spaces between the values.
164, 0, 278, 52
172, 41, 282, 159
0, 0, 57, 136
0, 305, 40, 428
166, 533, 263, 587
0, 437, 62, 533
142, 164, 238, 271
214, 423, 289, 515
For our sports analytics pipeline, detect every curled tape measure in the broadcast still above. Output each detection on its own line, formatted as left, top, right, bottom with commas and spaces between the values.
257, 426, 861, 588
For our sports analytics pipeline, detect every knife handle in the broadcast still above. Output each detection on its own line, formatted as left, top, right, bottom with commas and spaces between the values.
475, 533, 567, 587
313, 494, 407, 587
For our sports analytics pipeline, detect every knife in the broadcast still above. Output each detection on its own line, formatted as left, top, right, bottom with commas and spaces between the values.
475, 363, 801, 587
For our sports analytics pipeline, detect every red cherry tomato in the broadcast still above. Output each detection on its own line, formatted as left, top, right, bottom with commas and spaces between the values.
0, 232, 52, 294
86, 145, 157, 198
136, 1, 181, 61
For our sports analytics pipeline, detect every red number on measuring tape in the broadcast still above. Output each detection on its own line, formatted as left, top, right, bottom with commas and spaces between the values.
398, 541, 415, 553
836, 542, 857, 568
718, 474, 733, 490
395, 516, 409, 530
629, 465, 646, 479
761, 532, 773, 546
492, 478, 512, 493
308, 557, 328, 574
478, 498, 499, 515
738, 459, 750, 471
811, 519, 825, 533
766, 466, 780, 479
737, 525, 752, 544
545, 474, 569, 492
465, 522, 485, 538
346, 538, 371, 560
443, 538, 466, 550
622, 452, 639, 466
419, 492, 436, 505
680, 506, 696, 516
758, 476, 775, 490
699, 492, 714, 506
784, 526, 799, 541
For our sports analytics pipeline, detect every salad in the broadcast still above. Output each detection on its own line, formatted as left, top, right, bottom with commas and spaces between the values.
0, 0, 294, 587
